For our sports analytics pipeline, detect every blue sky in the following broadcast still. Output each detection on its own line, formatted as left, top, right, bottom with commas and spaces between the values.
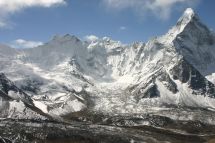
0, 0, 214, 48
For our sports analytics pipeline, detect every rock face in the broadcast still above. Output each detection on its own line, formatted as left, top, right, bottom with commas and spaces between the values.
170, 59, 215, 98
0, 8, 215, 117
0, 73, 48, 119
0, 73, 33, 103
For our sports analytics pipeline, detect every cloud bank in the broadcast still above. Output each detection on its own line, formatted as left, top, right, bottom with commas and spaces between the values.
103, 0, 200, 20
0, 0, 66, 28
84, 35, 99, 42
11, 39, 43, 49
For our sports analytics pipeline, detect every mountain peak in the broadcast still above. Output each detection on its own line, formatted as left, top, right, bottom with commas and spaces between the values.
161, 8, 200, 43
164, 8, 215, 75
184, 8, 195, 17
177, 8, 198, 26
51, 34, 81, 43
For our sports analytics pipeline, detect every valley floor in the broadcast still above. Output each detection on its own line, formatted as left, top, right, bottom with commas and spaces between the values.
1, 107, 215, 143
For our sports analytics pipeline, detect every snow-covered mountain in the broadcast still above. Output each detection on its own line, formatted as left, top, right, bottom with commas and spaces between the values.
1, 8, 215, 119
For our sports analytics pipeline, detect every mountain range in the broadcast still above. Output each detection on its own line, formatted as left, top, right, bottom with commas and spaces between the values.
0, 8, 215, 122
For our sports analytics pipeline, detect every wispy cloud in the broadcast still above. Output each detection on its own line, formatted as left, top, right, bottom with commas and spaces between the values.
0, 0, 66, 28
119, 26, 126, 31
103, 0, 200, 20
11, 39, 43, 49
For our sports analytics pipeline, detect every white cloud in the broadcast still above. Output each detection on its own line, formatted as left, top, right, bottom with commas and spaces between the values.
0, 0, 66, 28
11, 39, 43, 49
103, 0, 200, 20
0, 21, 6, 27
119, 26, 126, 31
84, 35, 99, 42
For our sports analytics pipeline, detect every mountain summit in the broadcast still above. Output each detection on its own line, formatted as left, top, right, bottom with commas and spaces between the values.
161, 8, 215, 77
163, 8, 199, 43
179, 8, 197, 25
0, 8, 215, 118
